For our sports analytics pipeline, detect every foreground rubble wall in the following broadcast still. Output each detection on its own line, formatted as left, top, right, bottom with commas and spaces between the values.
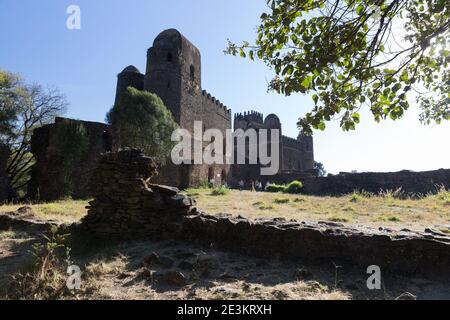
181, 214, 450, 277
72, 150, 450, 279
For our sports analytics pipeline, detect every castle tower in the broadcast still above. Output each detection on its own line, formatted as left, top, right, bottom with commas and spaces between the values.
114, 65, 144, 104
144, 29, 202, 126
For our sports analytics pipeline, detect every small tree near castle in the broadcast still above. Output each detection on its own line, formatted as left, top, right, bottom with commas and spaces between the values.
106, 87, 179, 164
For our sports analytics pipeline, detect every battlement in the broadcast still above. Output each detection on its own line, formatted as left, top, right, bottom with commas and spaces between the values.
234, 110, 264, 124
202, 90, 231, 115
282, 135, 302, 148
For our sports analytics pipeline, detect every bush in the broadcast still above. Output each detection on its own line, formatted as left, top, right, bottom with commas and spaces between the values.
210, 186, 229, 196
265, 184, 286, 193
8, 226, 73, 299
107, 87, 178, 164
198, 179, 210, 189
284, 180, 303, 194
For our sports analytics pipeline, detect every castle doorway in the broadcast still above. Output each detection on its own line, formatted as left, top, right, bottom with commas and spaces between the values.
221, 169, 227, 185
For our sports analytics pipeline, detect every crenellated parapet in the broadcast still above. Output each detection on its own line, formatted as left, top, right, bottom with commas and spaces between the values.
201, 89, 231, 115
282, 135, 302, 149
234, 110, 264, 124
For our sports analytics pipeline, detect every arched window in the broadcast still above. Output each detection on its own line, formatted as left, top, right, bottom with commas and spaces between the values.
167, 53, 173, 62
167, 80, 171, 88
190, 65, 195, 81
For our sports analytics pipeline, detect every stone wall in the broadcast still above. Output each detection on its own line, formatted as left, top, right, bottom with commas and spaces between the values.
114, 29, 231, 189
81, 150, 450, 279
301, 169, 450, 196
80, 149, 196, 237
181, 214, 450, 278
232, 111, 315, 184
0, 144, 10, 203
28, 117, 111, 201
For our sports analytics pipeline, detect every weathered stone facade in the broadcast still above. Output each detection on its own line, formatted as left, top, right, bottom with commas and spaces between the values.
116, 29, 232, 188
27, 117, 111, 201
27, 29, 317, 196
75, 150, 450, 279
231, 111, 315, 183
0, 144, 11, 203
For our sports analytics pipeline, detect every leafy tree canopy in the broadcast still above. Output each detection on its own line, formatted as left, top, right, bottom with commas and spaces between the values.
226, 0, 449, 134
0, 69, 67, 193
314, 160, 327, 176
107, 87, 179, 164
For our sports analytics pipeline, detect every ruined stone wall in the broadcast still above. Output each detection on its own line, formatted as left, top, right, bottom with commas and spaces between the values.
28, 117, 111, 201
0, 144, 10, 203
81, 150, 450, 279
81, 149, 196, 236
301, 169, 450, 196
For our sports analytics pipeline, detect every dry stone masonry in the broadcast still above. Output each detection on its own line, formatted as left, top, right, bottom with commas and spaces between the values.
79, 150, 450, 279
80, 149, 196, 237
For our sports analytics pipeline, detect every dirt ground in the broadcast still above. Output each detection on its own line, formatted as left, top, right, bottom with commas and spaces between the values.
1, 229, 449, 300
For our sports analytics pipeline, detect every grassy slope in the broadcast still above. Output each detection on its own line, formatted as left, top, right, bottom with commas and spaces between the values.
184, 188, 450, 232
0, 188, 449, 230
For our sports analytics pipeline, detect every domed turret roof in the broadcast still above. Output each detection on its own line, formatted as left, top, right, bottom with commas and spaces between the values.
120, 65, 141, 74
264, 114, 282, 129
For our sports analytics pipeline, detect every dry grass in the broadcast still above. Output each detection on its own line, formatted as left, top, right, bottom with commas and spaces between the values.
183, 188, 450, 231
0, 199, 88, 223
2, 229, 450, 300
1, 188, 449, 232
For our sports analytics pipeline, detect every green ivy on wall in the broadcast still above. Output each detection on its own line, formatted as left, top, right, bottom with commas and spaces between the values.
53, 119, 89, 197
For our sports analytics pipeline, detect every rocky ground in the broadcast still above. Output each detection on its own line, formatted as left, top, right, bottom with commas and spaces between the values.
1, 226, 449, 300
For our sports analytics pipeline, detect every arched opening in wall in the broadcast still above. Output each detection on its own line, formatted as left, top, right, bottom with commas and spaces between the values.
167, 80, 171, 89
223, 138, 227, 158
167, 53, 173, 62
208, 167, 214, 186
221, 169, 227, 185
190, 65, 195, 81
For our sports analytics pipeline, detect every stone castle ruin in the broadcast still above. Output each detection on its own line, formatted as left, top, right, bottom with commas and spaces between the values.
11, 28, 448, 203
25, 29, 315, 201
75, 150, 450, 279
232, 111, 315, 184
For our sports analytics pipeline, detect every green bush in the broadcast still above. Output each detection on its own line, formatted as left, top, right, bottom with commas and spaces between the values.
198, 179, 210, 189
265, 184, 286, 193
284, 180, 303, 194
211, 186, 229, 196
107, 87, 178, 164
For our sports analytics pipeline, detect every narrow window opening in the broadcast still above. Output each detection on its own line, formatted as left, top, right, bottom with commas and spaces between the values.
190, 65, 195, 81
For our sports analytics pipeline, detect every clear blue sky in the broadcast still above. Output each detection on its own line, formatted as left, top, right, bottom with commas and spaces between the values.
1, 0, 448, 174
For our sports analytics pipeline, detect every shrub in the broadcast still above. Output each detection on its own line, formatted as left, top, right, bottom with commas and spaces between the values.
349, 192, 363, 203
107, 87, 178, 164
265, 184, 286, 193
8, 226, 73, 299
198, 179, 210, 189
284, 180, 303, 194
210, 186, 229, 196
